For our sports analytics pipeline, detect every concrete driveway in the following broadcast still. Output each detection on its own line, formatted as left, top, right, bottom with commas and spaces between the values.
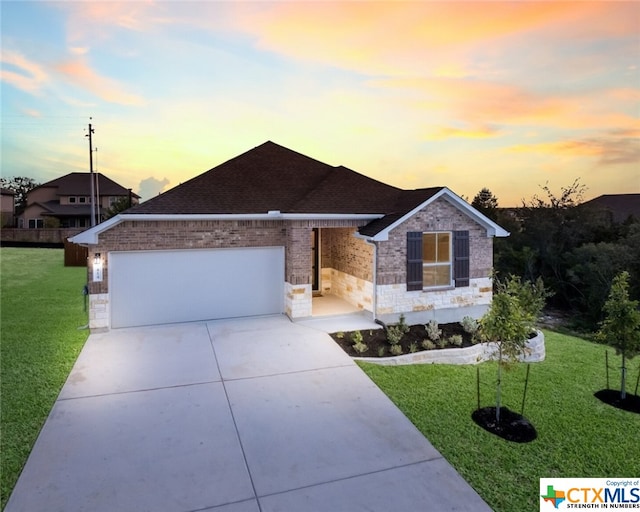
6, 315, 491, 512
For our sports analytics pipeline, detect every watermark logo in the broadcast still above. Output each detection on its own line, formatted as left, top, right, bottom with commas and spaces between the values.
542, 485, 566, 509
540, 479, 640, 510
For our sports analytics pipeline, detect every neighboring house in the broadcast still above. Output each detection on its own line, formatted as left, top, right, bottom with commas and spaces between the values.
580, 194, 640, 224
71, 142, 509, 330
1, 188, 16, 227
19, 172, 140, 229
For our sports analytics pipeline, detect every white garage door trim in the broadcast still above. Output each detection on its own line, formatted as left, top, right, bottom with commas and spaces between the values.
110, 247, 284, 328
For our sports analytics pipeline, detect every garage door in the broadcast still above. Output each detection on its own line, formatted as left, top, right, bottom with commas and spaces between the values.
110, 247, 284, 328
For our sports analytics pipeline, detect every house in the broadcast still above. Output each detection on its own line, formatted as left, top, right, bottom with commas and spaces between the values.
19, 172, 140, 229
71, 142, 509, 330
580, 194, 640, 224
1, 188, 16, 227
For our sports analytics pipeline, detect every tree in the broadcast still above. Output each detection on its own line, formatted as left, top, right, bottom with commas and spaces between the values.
0, 176, 40, 213
471, 188, 499, 221
480, 278, 536, 423
596, 272, 640, 400
104, 197, 133, 219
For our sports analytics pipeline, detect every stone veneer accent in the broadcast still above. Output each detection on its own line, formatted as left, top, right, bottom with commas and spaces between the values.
89, 293, 109, 329
375, 277, 493, 324
320, 268, 332, 294
329, 268, 373, 312
285, 282, 312, 318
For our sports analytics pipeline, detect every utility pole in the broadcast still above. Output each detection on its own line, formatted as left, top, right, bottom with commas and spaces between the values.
86, 120, 96, 227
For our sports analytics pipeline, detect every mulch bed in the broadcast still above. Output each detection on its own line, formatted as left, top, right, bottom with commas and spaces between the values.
330, 323, 475, 358
472, 406, 538, 443
594, 389, 640, 414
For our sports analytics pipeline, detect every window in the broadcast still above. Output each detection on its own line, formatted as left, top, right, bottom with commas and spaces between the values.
28, 218, 44, 229
407, 230, 469, 291
69, 197, 77, 203
422, 232, 451, 288
79, 197, 87, 203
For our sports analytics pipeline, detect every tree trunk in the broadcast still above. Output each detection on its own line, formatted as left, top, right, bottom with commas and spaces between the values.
621, 353, 627, 400
496, 345, 502, 423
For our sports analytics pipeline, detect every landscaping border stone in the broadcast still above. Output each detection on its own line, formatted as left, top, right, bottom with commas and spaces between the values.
353, 330, 545, 366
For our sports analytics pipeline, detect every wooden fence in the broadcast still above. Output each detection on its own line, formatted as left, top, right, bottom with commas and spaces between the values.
64, 240, 88, 267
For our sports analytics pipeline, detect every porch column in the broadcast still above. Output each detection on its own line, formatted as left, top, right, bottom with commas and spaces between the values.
284, 226, 312, 318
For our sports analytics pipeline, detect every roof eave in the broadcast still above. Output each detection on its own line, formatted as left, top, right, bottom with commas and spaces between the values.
361, 188, 510, 242
68, 212, 385, 245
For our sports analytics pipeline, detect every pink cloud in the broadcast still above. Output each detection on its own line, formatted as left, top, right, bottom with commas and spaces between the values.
231, 2, 636, 76
1, 50, 48, 94
55, 57, 145, 106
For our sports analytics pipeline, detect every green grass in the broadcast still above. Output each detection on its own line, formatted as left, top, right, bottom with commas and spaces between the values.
1, 248, 88, 509
359, 331, 640, 512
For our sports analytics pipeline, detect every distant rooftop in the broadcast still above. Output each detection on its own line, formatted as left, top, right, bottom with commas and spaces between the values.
581, 194, 640, 223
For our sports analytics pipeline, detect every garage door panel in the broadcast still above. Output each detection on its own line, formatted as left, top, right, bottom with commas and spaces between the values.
110, 248, 284, 328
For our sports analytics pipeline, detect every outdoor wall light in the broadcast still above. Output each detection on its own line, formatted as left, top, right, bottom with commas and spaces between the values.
93, 253, 103, 282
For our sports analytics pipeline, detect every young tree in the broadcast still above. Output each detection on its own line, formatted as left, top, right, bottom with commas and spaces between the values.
480, 279, 535, 422
596, 272, 640, 400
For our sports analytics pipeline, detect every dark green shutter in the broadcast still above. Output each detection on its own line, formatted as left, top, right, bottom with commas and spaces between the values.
453, 230, 470, 287
407, 232, 423, 291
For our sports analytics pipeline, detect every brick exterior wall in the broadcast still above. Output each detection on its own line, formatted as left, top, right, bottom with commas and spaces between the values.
376, 198, 492, 285
86, 218, 366, 326
373, 197, 495, 324
88, 220, 288, 294
322, 228, 373, 281
84, 204, 495, 327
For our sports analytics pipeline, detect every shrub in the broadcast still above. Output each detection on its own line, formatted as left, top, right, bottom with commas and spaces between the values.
409, 342, 419, 353
377, 346, 386, 357
386, 325, 404, 345
352, 342, 368, 354
335, 331, 345, 339
390, 344, 403, 356
397, 314, 410, 334
460, 316, 479, 335
350, 330, 363, 345
437, 338, 448, 349
449, 334, 463, 347
422, 339, 437, 350
426, 320, 441, 341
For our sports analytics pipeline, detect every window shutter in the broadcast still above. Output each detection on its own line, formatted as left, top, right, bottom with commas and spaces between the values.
407, 231, 423, 291
453, 230, 470, 287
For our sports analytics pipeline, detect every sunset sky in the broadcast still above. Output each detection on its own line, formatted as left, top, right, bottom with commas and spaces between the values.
2, 1, 638, 205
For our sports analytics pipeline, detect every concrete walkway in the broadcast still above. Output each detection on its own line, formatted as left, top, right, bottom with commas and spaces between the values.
6, 315, 491, 512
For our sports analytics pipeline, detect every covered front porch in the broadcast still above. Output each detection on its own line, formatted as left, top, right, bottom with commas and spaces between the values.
285, 225, 375, 320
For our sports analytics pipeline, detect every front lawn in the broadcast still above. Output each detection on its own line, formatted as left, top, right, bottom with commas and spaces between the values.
0, 248, 88, 510
360, 331, 640, 512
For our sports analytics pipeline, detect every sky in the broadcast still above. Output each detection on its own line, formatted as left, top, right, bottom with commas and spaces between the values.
1, 1, 639, 205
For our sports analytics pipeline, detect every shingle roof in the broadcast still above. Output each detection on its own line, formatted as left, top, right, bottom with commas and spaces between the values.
581, 194, 640, 223
36, 200, 99, 217
34, 173, 139, 197
129, 141, 443, 219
